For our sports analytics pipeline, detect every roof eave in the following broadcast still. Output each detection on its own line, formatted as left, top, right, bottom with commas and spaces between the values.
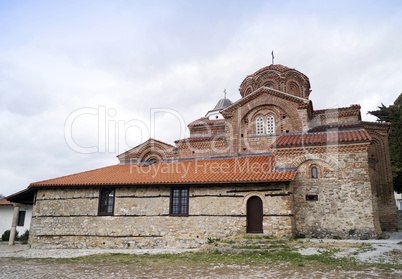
28, 179, 295, 189
6, 187, 36, 205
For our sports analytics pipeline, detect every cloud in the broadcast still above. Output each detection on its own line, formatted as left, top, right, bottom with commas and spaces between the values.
1, 0, 402, 196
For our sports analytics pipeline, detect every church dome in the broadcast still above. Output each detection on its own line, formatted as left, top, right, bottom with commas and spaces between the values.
205, 97, 233, 119
213, 98, 233, 110
250, 64, 296, 75
239, 64, 311, 99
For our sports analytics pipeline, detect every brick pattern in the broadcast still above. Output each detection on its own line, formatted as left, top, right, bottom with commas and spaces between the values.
118, 138, 175, 163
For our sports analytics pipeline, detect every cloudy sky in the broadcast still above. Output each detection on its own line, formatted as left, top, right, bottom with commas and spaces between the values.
1, 0, 401, 196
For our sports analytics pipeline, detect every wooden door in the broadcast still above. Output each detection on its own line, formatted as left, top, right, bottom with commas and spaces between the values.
247, 196, 263, 233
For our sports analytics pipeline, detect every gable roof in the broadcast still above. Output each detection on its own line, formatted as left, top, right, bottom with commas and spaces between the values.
271, 130, 371, 148
28, 154, 295, 187
117, 138, 174, 159
222, 87, 310, 117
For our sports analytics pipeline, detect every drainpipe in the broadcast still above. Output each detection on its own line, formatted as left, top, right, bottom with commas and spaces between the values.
9, 203, 22, 245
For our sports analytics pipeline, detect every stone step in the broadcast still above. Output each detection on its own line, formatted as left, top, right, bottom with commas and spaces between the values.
207, 246, 282, 254
213, 242, 285, 249
207, 237, 286, 254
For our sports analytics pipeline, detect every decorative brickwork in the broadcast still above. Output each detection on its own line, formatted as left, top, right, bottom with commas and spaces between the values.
239, 64, 311, 99
118, 138, 175, 163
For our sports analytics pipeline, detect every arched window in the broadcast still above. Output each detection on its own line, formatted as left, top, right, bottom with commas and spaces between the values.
266, 115, 275, 134
311, 166, 318, 178
255, 115, 275, 135
256, 116, 264, 135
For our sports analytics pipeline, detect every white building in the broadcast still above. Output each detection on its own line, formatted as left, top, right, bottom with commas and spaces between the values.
395, 192, 402, 211
0, 199, 32, 238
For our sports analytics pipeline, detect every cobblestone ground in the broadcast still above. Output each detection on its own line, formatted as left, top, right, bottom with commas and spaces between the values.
0, 257, 400, 279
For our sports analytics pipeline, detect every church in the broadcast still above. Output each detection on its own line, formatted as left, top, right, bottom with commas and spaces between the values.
7, 63, 397, 249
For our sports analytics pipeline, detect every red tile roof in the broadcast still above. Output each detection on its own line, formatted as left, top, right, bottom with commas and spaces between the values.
29, 155, 296, 187
0, 199, 12, 205
271, 130, 371, 148
175, 135, 225, 143
188, 117, 225, 127
308, 122, 364, 132
244, 64, 309, 82
251, 64, 295, 75
313, 104, 361, 115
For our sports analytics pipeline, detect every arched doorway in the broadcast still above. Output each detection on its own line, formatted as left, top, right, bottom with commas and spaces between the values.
247, 196, 263, 233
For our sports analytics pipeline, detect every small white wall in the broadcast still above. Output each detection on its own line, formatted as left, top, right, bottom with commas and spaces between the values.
206, 111, 224, 120
395, 192, 402, 211
0, 205, 14, 236
0, 204, 32, 237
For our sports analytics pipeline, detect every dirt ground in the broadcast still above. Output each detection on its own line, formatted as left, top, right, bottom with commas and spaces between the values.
0, 232, 401, 279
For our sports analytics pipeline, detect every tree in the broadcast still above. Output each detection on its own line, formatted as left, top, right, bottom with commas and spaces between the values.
0, 194, 5, 200
369, 93, 402, 193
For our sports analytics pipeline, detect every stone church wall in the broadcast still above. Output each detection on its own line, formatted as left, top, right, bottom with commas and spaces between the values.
291, 150, 382, 239
29, 184, 292, 249
364, 122, 397, 231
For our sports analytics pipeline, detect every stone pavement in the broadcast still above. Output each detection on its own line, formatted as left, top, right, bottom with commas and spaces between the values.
0, 242, 197, 258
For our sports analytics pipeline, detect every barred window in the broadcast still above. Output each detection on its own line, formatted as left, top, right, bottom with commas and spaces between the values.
256, 116, 264, 135
255, 115, 275, 135
266, 115, 275, 134
98, 189, 115, 216
170, 188, 189, 216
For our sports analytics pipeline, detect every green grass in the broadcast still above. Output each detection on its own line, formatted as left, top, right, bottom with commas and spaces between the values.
242, 235, 272, 240
236, 245, 264, 249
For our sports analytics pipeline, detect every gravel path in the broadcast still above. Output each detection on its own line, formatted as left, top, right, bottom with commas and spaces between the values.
298, 231, 402, 264
0, 257, 400, 279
